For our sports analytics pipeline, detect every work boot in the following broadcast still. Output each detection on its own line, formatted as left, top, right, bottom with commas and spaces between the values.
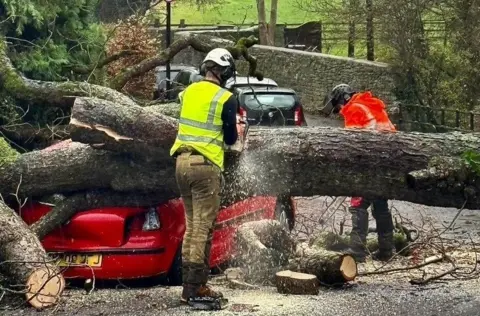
345, 207, 369, 262
181, 284, 224, 304
372, 232, 394, 262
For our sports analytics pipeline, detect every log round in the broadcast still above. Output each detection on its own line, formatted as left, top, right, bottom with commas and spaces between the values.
0, 201, 65, 309
275, 270, 319, 295
290, 243, 358, 284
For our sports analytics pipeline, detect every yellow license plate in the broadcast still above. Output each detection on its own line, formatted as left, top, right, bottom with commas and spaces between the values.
57, 254, 102, 267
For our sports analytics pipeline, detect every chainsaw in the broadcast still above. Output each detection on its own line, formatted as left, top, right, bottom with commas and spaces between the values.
225, 115, 249, 154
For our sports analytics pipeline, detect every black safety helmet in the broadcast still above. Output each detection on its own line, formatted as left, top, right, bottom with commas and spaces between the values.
320, 84, 357, 116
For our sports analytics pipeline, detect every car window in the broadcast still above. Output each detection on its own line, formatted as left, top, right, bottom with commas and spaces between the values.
241, 93, 296, 110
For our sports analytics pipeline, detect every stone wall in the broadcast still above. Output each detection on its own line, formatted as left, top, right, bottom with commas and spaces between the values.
174, 45, 396, 114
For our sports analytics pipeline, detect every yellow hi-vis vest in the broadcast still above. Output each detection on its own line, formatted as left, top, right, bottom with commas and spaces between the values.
170, 81, 232, 170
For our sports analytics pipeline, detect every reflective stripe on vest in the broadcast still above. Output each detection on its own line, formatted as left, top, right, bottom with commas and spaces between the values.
176, 134, 224, 148
178, 88, 228, 132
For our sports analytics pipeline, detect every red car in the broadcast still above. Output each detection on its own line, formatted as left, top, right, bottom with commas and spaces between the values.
20, 194, 296, 284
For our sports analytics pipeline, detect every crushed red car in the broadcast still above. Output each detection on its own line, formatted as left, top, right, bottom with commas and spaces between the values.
20, 194, 296, 284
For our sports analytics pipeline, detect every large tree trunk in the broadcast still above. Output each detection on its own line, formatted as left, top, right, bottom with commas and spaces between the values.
256, 0, 269, 45
68, 97, 480, 209
0, 140, 178, 199
0, 201, 65, 309
267, 0, 279, 46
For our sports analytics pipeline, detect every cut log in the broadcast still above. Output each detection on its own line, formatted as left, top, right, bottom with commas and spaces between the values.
290, 242, 357, 285
0, 140, 178, 199
68, 97, 480, 209
30, 190, 175, 239
0, 201, 65, 309
275, 270, 319, 295
69, 97, 178, 161
234, 220, 296, 284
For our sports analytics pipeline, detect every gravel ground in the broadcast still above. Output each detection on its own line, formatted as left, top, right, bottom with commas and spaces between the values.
2, 115, 479, 315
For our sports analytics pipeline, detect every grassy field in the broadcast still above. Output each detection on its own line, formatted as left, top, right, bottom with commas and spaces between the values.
164, 0, 320, 25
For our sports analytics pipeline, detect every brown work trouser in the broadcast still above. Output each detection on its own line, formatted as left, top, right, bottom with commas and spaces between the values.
175, 151, 222, 285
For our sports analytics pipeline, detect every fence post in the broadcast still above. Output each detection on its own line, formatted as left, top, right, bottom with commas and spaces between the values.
179, 19, 186, 28
365, 0, 374, 61
440, 108, 445, 126
455, 110, 460, 128
470, 112, 475, 131
318, 22, 323, 53
348, 21, 355, 57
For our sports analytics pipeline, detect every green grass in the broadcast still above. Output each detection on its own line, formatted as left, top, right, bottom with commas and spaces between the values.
167, 0, 321, 25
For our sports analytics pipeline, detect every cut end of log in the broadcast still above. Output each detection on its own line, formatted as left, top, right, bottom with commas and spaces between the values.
275, 270, 319, 295
25, 267, 65, 309
339, 255, 357, 281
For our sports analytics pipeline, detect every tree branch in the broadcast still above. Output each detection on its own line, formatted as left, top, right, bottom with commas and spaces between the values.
110, 34, 262, 90
0, 38, 137, 108
71, 50, 137, 74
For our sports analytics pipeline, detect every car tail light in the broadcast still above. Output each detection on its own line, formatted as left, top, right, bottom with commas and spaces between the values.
294, 107, 303, 126
129, 207, 161, 232
239, 107, 247, 121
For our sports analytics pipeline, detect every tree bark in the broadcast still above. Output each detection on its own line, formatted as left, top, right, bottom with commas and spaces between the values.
256, 0, 269, 45
227, 128, 480, 209
68, 97, 480, 209
30, 190, 175, 240
0, 140, 178, 199
0, 201, 65, 309
290, 242, 357, 284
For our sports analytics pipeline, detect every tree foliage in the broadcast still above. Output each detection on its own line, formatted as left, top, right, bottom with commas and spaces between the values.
0, 0, 106, 81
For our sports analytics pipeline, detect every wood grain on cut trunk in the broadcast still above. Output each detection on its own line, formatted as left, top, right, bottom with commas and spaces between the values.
0, 201, 64, 309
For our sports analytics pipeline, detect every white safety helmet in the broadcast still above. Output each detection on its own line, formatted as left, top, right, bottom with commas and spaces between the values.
200, 48, 236, 84
203, 48, 234, 67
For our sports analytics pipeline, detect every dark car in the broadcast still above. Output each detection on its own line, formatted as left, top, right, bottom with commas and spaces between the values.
235, 87, 307, 126
153, 65, 198, 100
168, 67, 203, 100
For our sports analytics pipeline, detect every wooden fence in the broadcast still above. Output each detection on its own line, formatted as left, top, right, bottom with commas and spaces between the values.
396, 104, 480, 133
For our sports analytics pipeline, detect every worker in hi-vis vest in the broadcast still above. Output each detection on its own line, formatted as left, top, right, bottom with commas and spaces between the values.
321, 84, 397, 262
170, 48, 239, 304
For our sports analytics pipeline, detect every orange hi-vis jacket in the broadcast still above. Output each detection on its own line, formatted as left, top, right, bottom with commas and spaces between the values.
339, 92, 396, 131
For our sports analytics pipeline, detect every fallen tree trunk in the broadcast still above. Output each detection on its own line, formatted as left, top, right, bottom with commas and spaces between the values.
290, 242, 357, 285
0, 140, 178, 199
31, 190, 176, 240
69, 97, 480, 209
0, 201, 65, 309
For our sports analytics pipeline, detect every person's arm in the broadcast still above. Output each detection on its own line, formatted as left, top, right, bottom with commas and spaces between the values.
221, 95, 238, 145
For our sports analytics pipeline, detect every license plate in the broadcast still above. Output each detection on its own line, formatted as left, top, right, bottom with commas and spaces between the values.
56, 254, 102, 267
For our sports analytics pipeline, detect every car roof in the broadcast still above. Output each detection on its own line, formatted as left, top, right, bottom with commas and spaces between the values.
226, 76, 277, 87
236, 86, 296, 94
155, 64, 196, 72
